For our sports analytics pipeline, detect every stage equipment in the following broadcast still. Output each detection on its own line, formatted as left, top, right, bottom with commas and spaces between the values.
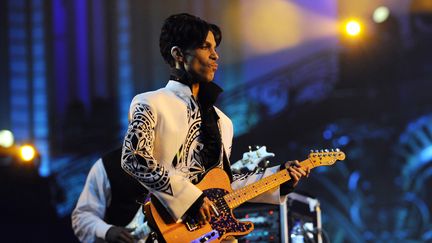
236, 203, 284, 243
287, 192, 323, 243
236, 192, 324, 243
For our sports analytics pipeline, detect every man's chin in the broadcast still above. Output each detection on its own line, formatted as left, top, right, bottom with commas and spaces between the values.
190, 72, 214, 83
205, 73, 215, 82
198, 76, 214, 83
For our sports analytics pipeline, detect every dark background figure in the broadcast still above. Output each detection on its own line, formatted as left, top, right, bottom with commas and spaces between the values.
72, 147, 149, 243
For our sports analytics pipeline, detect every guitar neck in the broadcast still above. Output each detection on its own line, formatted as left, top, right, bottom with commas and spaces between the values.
224, 159, 314, 209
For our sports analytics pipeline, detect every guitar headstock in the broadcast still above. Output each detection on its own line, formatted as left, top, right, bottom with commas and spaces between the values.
231, 145, 275, 173
308, 148, 346, 168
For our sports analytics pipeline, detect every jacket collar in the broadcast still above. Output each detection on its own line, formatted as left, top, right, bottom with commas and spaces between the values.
166, 69, 223, 107
166, 80, 193, 103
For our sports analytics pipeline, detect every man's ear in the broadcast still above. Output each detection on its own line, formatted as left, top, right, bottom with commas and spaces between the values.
171, 46, 184, 63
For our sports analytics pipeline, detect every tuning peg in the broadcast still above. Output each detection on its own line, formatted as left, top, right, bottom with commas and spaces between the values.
331, 149, 334, 152
248, 146, 252, 152
335, 148, 340, 152
256, 145, 260, 150
315, 150, 319, 153
320, 149, 324, 153
324, 149, 329, 152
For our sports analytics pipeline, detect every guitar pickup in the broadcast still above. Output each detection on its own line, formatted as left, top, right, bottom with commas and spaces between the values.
185, 220, 200, 231
190, 230, 219, 243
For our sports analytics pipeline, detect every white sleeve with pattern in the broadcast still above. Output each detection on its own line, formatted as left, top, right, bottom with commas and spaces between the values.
71, 159, 113, 243
230, 165, 287, 205
121, 99, 202, 221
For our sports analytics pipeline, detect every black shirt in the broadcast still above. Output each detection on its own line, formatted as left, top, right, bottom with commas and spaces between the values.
169, 68, 223, 172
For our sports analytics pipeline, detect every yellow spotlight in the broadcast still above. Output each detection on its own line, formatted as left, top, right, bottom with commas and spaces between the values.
345, 20, 362, 37
19, 145, 36, 162
0, 130, 14, 148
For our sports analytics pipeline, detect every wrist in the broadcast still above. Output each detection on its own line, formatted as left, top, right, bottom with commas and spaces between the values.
185, 194, 205, 217
96, 222, 113, 240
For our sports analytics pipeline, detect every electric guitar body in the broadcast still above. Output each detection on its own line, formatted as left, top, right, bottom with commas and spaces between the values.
145, 168, 253, 243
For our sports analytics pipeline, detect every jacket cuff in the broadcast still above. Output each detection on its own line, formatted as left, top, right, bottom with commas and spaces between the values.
153, 174, 203, 222
95, 222, 113, 240
185, 194, 205, 217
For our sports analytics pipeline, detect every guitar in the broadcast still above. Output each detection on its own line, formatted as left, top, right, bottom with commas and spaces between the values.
144, 149, 346, 243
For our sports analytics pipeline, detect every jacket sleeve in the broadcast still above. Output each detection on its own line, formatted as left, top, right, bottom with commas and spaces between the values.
71, 159, 112, 243
121, 96, 202, 222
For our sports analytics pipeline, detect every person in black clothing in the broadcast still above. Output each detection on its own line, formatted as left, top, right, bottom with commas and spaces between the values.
72, 147, 150, 243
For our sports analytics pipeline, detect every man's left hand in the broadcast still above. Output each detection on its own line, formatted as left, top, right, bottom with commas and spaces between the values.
284, 160, 310, 188
105, 226, 134, 243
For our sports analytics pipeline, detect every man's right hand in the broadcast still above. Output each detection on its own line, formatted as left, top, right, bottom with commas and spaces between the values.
105, 226, 134, 243
198, 197, 219, 225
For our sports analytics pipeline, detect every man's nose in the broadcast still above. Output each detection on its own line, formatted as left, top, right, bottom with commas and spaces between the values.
210, 48, 219, 60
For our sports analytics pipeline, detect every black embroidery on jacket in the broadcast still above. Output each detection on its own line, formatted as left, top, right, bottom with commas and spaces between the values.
122, 104, 173, 196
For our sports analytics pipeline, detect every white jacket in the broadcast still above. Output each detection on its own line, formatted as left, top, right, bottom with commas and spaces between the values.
121, 81, 285, 221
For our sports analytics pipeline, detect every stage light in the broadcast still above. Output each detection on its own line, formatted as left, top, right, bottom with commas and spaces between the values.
345, 20, 362, 37
0, 130, 14, 148
19, 145, 36, 162
373, 6, 390, 23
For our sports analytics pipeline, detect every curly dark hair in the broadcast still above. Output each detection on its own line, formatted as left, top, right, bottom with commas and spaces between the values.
159, 13, 222, 67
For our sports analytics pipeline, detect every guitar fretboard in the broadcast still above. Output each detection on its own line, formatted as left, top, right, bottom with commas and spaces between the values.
224, 159, 314, 209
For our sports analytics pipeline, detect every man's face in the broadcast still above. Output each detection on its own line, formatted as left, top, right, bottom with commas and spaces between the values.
183, 31, 219, 83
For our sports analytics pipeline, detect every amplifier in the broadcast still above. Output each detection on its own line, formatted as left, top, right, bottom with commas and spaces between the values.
235, 202, 282, 243
235, 192, 322, 243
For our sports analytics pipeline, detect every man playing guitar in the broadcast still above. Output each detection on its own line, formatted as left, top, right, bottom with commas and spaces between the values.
120, 13, 309, 242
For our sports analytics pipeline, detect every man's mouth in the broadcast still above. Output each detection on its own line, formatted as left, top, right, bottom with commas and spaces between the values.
209, 63, 218, 71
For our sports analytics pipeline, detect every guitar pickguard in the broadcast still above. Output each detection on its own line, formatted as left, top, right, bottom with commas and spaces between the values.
202, 188, 253, 239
